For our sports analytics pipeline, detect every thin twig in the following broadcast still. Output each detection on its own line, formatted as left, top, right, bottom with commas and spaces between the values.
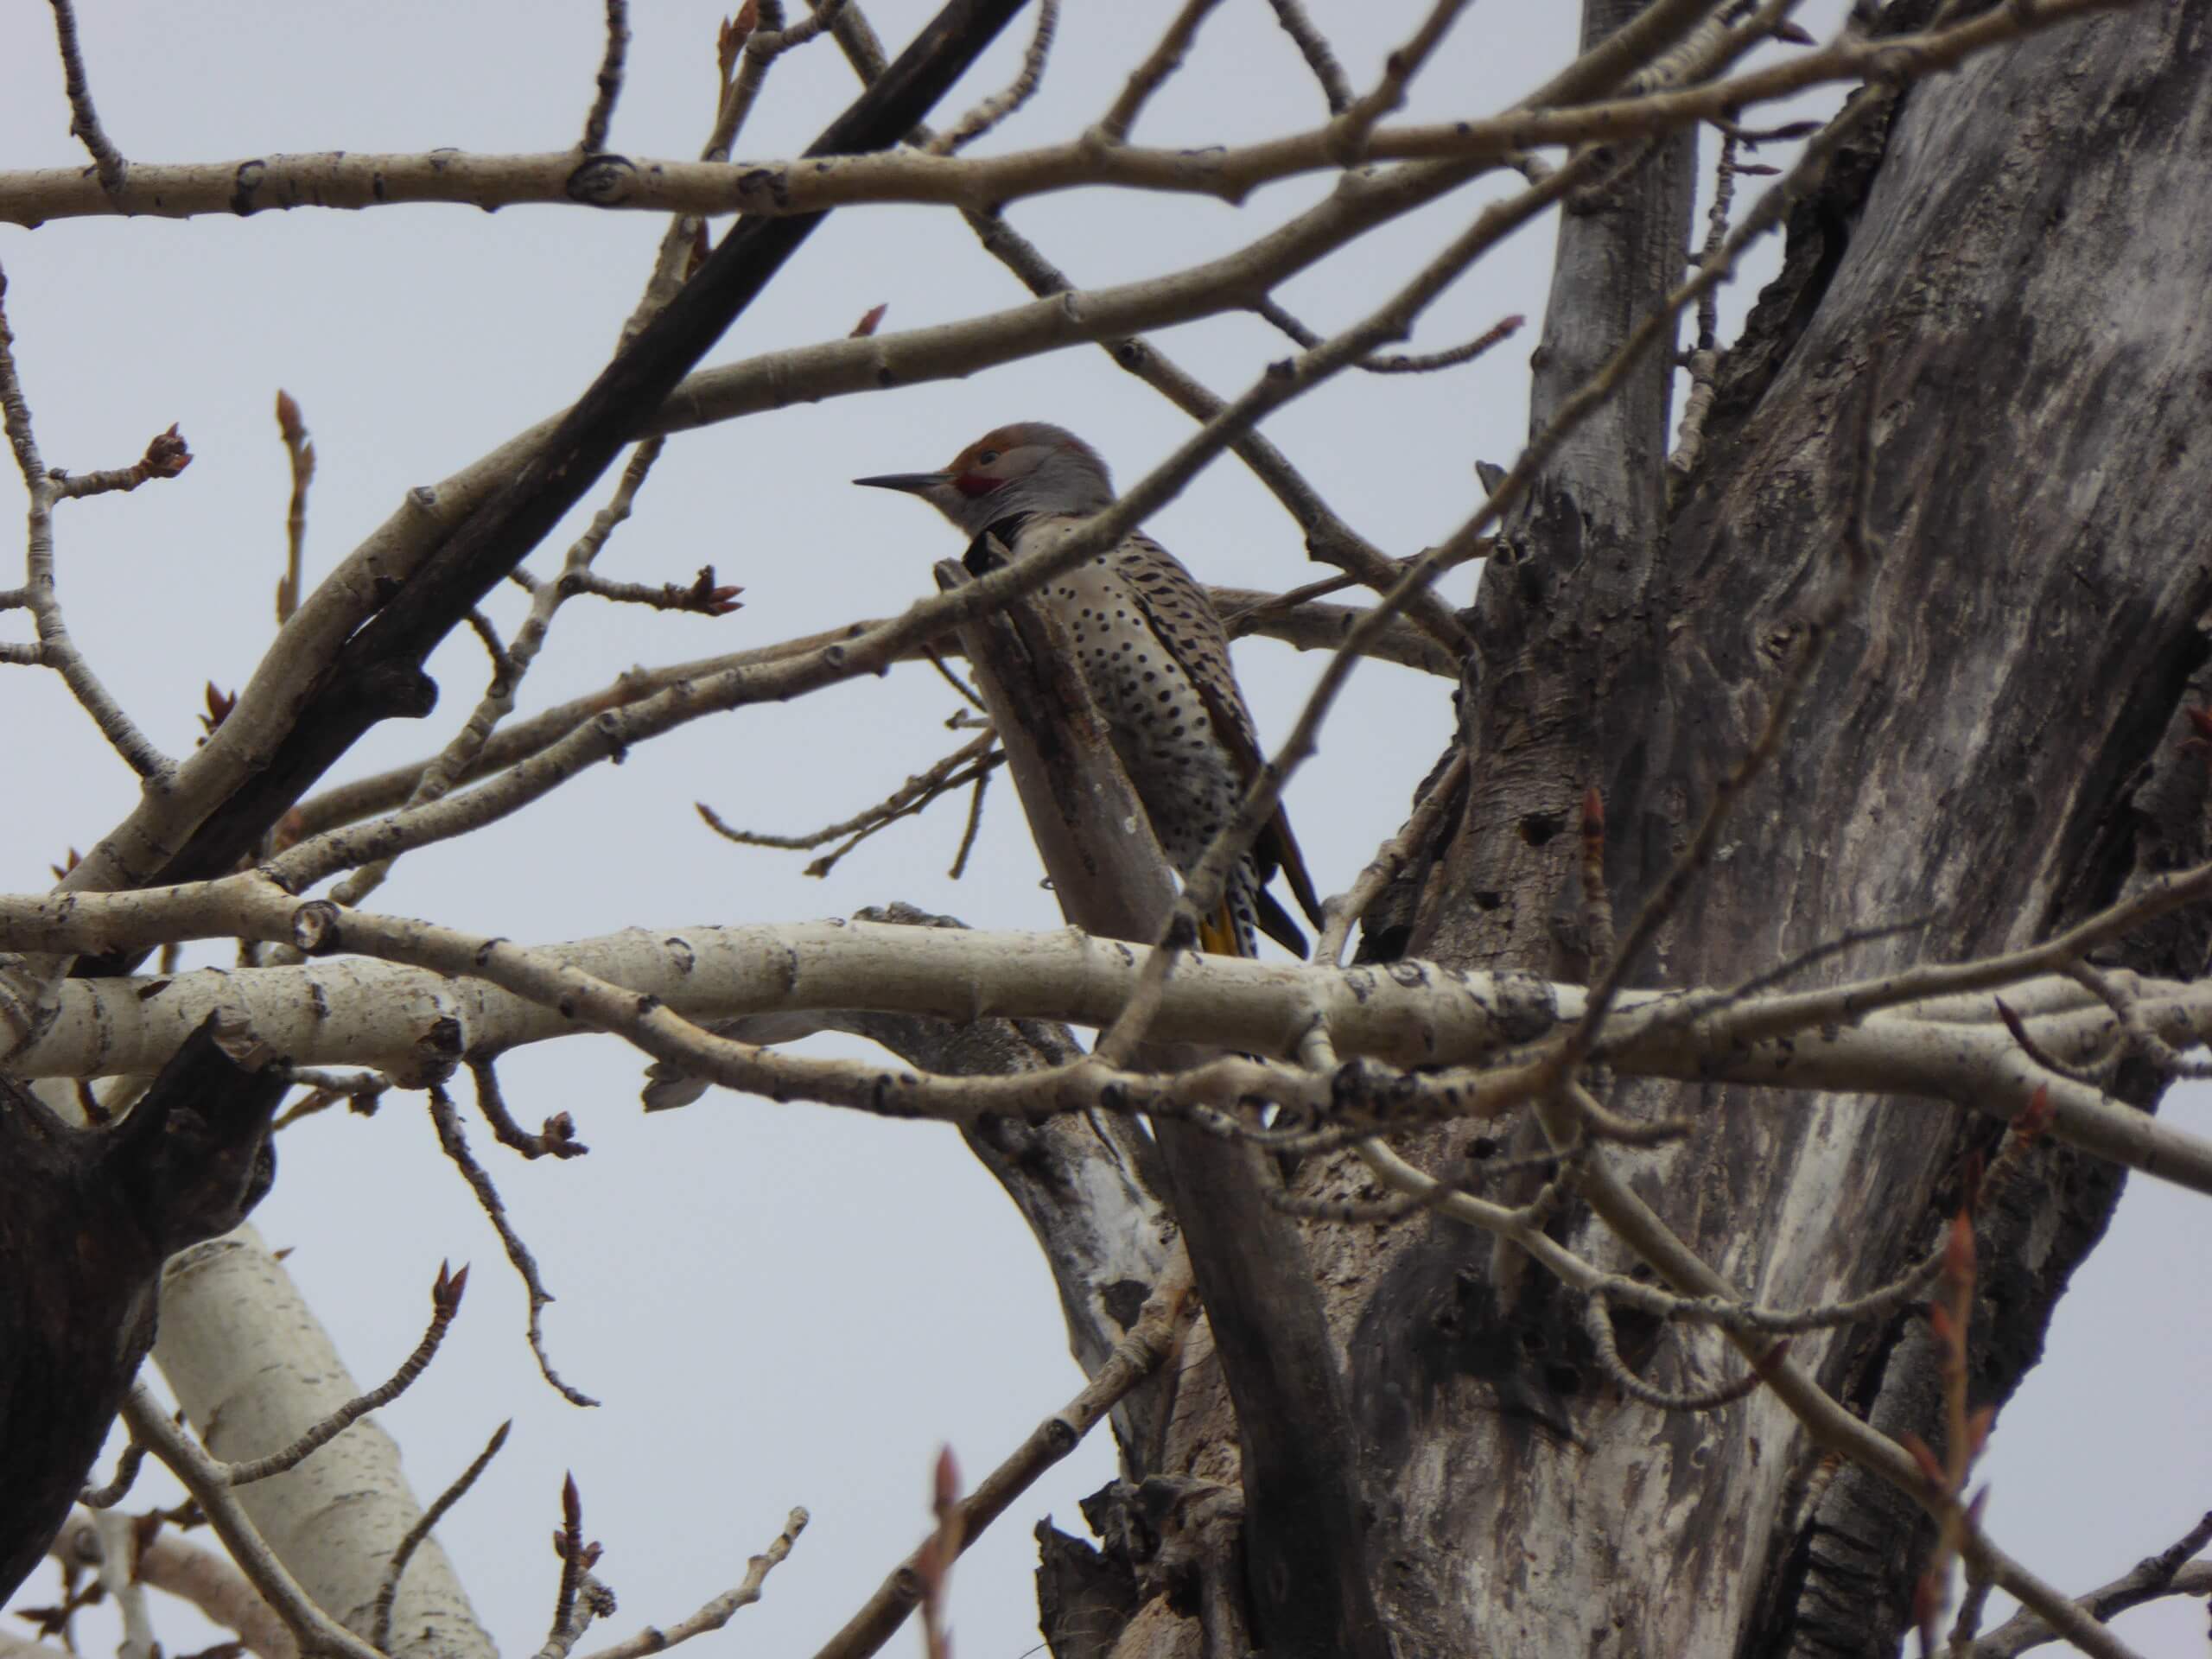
1325, 0, 1475, 161
697, 732, 1000, 869
1263, 0, 1352, 112
273, 1067, 391, 1128
371, 1420, 512, 1653
562, 566, 743, 616
273, 391, 315, 626
79, 1437, 149, 1509
226, 1262, 469, 1484
1666, 128, 1737, 499
0, 264, 173, 779
573, 1510, 810, 1659
579, 0, 632, 154
1585, 1295, 1781, 1414
1090, 0, 1225, 143
1972, 1512, 2212, 1658
807, 1255, 1192, 1659
1949, 1568, 1996, 1658
1253, 298, 1522, 374
919, 643, 988, 710
46, 0, 127, 194
48, 423, 192, 499
464, 608, 512, 679
948, 766, 990, 880
1313, 747, 1467, 964
471, 1056, 589, 1160
552, 1474, 588, 1652
122, 1387, 385, 1659
322, 435, 669, 912
928, 0, 1058, 154
428, 1086, 598, 1407
1993, 995, 2119, 1087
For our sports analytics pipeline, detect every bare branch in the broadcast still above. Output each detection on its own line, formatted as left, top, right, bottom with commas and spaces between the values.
0, 266, 175, 780
578, 0, 631, 155
225, 1262, 469, 1484
1326, 0, 1476, 162
808, 1256, 1191, 1659
321, 435, 669, 914
91, 1508, 156, 1659
427, 1086, 597, 1407
1584, 1297, 1781, 1414
1090, 0, 1224, 143
469, 1058, 588, 1160
1263, 0, 1352, 113
697, 731, 999, 874
927, 0, 1058, 155
372, 1421, 512, 1654
562, 565, 743, 616
272, 391, 315, 626
11, 880, 2212, 1196
948, 765, 990, 879
1253, 298, 1523, 374
1973, 1515, 2212, 1658
0, 3, 2134, 228
1314, 747, 1467, 965
573, 1510, 809, 1659
52, 1508, 299, 1659
271, 584, 1446, 849
48, 423, 193, 500
44, 0, 126, 194
78, 1437, 148, 1510
122, 1387, 384, 1659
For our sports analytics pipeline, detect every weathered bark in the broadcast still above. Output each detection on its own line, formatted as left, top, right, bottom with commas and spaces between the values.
944, 557, 1392, 1659
0, 1014, 284, 1599
1339, 4, 2212, 1657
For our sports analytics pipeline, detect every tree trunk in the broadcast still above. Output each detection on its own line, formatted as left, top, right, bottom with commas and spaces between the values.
1322, 5, 2212, 1657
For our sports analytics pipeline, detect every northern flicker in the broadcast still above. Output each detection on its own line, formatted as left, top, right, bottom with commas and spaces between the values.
856, 421, 1323, 958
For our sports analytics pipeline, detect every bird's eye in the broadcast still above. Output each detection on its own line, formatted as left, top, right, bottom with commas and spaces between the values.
976, 449, 1000, 466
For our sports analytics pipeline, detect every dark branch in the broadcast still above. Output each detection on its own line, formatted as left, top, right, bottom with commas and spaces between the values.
70, 0, 1033, 978
0, 1014, 284, 1599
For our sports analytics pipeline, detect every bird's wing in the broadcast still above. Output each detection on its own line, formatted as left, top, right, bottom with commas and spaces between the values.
1114, 533, 1324, 933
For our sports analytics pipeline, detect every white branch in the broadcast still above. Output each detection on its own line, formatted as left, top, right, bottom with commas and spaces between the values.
0, 0, 2131, 227
8, 897, 2210, 1193
152, 1226, 494, 1659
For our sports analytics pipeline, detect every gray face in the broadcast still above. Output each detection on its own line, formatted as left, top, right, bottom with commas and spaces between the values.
853, 421, 1116, 537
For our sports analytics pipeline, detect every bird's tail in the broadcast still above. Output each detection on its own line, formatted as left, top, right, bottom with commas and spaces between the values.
1198, 863, 1265, 957
1197, 899, 1246, 957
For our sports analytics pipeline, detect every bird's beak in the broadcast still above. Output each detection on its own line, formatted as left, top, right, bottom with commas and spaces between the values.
852, 470, 953, 494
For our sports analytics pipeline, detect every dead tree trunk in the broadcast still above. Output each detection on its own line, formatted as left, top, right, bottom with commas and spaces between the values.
1331, 5, 2212, 1657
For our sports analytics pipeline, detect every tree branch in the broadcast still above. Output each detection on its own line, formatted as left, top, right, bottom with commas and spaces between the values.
0, 1, 2132, 226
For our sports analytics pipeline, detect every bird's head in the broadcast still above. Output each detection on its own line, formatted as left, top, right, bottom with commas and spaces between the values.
854, 421, 1115, 538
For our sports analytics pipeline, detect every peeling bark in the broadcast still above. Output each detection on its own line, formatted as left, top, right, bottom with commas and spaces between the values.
1349, 4, 2212, 1656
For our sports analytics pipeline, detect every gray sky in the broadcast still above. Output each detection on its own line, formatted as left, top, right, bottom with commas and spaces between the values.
2, 3, 2204, 1655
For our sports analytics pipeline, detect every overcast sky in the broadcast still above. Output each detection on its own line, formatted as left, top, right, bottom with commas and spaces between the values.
1, 3, 2204, 1656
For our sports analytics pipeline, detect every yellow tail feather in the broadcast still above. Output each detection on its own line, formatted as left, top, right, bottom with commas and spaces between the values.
1197, 901, 1244, 957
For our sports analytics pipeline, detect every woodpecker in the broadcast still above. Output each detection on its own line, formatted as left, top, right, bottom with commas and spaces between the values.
856, 421, 1323, 958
